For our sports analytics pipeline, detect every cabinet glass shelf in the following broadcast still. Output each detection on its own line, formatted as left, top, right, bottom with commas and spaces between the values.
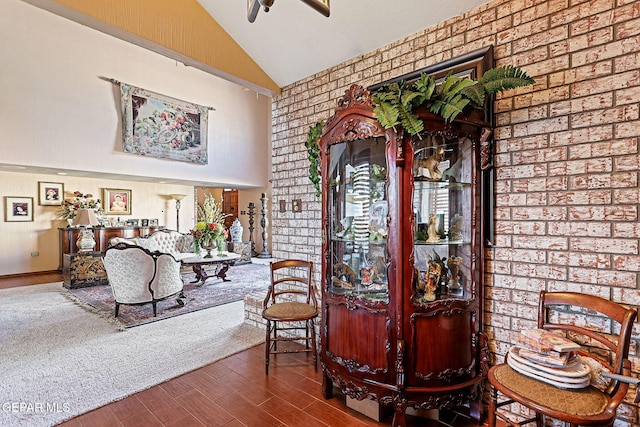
328, 137, 388, 300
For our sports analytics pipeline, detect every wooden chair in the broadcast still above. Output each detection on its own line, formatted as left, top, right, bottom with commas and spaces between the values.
488, 291, 637, 427
262, 260, 318, 375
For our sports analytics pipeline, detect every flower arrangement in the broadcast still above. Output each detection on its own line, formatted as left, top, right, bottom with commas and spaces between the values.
190, 194, 231, 255
191, 221, 224, 253
57, 191, 103, 220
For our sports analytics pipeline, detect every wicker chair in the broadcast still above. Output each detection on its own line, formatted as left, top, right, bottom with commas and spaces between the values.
488, 291, 637, 427
262, 260, 318, 375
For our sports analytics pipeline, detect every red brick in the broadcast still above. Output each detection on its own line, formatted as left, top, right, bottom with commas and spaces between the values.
550, 0, 616, 28
548, 250, 612, 268
550, 93, 613, 117
550, 126, 613, 146
513, 235, 569, 249
571, 105, 639, 128
512, 176, 568, 192
571, 237, 638, 254
569, 205, 638, 221
614, 222, 640, 238
568, 138, 637, 159
612, 288, 640, 305
548, 221, 611, 237
569, 267, 637, 286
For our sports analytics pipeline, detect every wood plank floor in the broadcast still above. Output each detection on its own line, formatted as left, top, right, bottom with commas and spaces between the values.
2, 273, 484, 427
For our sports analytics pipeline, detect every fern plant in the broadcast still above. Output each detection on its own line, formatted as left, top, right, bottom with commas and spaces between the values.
372, 65, 535, 136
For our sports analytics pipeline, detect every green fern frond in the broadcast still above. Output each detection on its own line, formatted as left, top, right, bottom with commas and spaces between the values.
373, 101, 400, 131
372, 64, 534, 129
430, 95, 470, 122
401, 90, 422, 108
439, 76, 476, 101
479, 65, 535, 94
460, 83, 486, 107
438, 74, 462, 95
397, 102, 424, 136
414, 73, 436, 104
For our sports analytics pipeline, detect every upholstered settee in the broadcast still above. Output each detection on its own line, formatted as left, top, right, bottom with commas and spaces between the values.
109, 229, 194, 261
102, 243, 186, 317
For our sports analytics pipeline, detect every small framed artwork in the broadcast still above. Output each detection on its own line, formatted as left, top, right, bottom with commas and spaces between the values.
38, 182, 64, 206
149, 219, 159, 227
103, 188, 132, 215
141, 219, 149, 226
5, 196, 34, 222
126, 219, 139, 227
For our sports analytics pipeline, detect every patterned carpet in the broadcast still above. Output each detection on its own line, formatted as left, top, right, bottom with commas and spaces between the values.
66, 262, 270, 328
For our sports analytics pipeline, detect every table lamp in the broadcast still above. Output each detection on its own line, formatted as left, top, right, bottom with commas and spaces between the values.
73, 209, 100, 252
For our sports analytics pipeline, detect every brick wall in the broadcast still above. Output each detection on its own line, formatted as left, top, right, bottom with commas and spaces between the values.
270, 0, 640, 422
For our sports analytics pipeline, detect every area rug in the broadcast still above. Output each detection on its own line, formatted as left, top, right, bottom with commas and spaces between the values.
66, 262, 270, 328
0, 282, 265, 427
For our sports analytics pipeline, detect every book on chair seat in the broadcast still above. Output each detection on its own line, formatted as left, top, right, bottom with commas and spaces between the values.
519, 328, 581, 353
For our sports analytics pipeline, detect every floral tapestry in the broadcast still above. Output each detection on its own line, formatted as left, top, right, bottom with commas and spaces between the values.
120, 83, 209, 164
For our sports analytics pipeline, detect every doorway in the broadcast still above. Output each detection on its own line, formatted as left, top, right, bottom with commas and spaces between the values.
222, 189, 238, 230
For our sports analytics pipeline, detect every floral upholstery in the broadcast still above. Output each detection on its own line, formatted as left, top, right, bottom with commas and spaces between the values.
152, 253, 183, 298
103, 244, 185, 317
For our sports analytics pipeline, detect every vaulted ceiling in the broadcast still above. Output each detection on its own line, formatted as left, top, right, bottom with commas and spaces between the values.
197, 0, 492, 89
24, 0, 491, 95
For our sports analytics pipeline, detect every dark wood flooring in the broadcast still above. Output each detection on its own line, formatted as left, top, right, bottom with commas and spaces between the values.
2, 272, 485, 427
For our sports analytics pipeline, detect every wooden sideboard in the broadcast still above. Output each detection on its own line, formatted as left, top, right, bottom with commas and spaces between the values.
58, 226, 164, 269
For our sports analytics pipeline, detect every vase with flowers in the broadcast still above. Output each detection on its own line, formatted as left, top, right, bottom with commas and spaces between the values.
57, 191, 104, 226
191, 221, 225, 258
190, 194, 231, 258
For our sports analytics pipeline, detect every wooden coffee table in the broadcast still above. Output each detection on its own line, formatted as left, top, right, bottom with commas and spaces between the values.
181, 252, 241, 285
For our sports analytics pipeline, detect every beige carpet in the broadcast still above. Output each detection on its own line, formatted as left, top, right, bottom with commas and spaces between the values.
0, 282, 265, 427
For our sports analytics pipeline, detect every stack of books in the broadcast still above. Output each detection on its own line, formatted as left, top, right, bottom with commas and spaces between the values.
507, 328, 591, 389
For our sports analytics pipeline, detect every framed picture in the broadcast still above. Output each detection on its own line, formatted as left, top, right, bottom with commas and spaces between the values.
38, 182, 64, 206
126, 219, 139, 227
103, 188, 132, 215
149, 219, 159, 227
120, 83, 209, 164
141, 219, 149, 226
5, 196, 34, 222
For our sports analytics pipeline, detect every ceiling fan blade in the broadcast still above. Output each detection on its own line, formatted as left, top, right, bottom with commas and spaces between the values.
300, 0, 330, 17
247, 0, 261, 23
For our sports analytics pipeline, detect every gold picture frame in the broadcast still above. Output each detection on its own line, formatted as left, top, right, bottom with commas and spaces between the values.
5, 196, 34, 222
38, 181, 64, 206
103, 188, 132, 215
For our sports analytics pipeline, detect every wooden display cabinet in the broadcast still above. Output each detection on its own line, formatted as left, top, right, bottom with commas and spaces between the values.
319, 84, 491, 426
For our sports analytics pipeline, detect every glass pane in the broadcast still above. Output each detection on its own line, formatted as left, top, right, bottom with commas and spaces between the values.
328, 137, 388, 302
412, 134, 473, 305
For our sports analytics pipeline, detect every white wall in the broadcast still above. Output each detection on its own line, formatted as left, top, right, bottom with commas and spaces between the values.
0, 0, 273, 275
0, 171, 197, 274
0, 0, 270, 185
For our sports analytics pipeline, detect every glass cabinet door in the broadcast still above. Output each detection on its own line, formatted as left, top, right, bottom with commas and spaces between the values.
328, 136, 388, 302
412, 133, 474, 304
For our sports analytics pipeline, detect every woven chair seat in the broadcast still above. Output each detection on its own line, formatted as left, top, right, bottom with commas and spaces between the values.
492, 364, 608, 416
263, 301, 317, 321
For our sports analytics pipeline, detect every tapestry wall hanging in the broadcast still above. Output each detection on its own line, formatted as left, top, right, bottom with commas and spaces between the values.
119, 82, 211, 164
